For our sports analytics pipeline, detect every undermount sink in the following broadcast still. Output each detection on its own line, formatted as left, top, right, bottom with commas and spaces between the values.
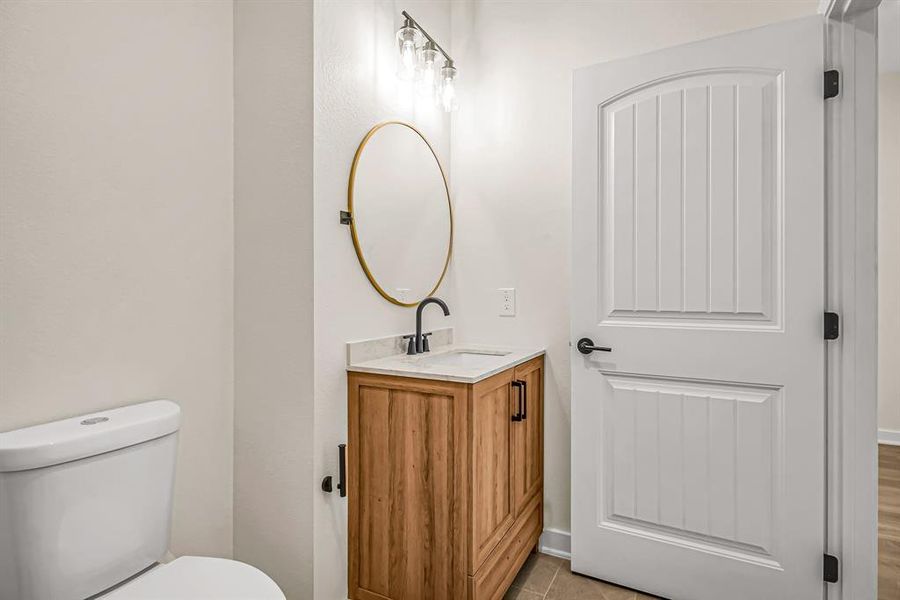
416, 349, 512, 368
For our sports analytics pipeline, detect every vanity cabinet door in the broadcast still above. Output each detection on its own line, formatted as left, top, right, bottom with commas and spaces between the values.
512, 356, 544, 519
348, 373, 468, 600
468, 369, 516, 575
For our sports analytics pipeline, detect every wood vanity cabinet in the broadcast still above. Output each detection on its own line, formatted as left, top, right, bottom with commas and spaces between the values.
347, 355, 544, 600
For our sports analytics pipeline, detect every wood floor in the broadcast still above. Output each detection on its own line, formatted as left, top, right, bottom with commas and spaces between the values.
504, 445, 899, 600
881, 444, 900, 600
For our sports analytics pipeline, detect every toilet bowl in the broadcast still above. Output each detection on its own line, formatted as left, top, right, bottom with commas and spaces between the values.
101, 556, 285, 599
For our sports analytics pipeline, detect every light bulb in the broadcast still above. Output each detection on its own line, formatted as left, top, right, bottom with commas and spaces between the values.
440, 77, 455, 111
396, 22, 419, 81
439, 61, 458, 112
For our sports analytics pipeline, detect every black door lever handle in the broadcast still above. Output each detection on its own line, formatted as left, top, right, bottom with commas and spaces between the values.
577, 337, 612, 354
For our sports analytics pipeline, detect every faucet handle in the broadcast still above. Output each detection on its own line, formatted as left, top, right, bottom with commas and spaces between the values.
402, 334, 417, 355
421, 332, 433, 352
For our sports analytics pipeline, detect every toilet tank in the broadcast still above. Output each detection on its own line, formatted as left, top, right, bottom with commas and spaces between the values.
0, 400, 181, 600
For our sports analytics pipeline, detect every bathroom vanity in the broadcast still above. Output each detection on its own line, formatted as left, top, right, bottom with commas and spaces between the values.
341, 118, 543, 599
346, 344, 544, 600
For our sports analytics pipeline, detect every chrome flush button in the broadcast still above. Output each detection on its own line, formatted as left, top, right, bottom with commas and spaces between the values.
80, 416, 109, 425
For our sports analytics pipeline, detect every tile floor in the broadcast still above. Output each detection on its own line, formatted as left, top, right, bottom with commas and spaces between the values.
505, 553, 660, 600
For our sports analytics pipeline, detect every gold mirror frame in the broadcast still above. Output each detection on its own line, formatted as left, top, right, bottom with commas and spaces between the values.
347, 121, 454, 307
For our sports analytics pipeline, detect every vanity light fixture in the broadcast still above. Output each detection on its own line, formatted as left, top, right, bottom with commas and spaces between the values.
396, 11, 458, 111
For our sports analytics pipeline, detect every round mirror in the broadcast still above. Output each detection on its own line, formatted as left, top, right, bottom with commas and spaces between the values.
348, 121, 452, 306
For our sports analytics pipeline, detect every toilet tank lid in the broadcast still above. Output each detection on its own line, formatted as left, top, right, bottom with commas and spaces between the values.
0, 400, 180, 472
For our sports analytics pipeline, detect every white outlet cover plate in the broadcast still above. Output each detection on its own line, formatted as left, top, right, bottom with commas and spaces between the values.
498, 288, 516, 317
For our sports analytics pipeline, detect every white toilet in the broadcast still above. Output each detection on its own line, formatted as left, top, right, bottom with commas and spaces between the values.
0, 400, 285, 600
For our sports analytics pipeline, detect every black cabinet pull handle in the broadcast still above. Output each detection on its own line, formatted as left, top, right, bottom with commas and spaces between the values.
511, 380, 523, 421
577, 337, 612, 354
337, 443, 347, 498
518, 379, 528, 421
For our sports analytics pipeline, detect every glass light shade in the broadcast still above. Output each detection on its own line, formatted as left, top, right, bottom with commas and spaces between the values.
396, 24, 419, 81
417, 44, 439, 98
439, 62, 458, 112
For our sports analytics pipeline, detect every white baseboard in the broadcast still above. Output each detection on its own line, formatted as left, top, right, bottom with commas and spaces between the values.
879, 429, 900, 446
539, 528, 571, 560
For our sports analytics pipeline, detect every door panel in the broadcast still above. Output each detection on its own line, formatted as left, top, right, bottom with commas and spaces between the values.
348, 374, 467, 600
603, 374, 780, 564
603, 70, 780, 327
468, 370, 515, 574
512, 358, 543, 518
572, 16, 824, 600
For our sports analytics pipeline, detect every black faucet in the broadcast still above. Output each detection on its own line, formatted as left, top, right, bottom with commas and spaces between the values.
409, 297, 450, 354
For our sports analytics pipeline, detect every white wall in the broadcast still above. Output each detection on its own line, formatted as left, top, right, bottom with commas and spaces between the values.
233, 2, 315, 598
312, 1, 454, 597
450, 0, 819, 538
0, 0, 235, 557
879, 73, 900, 434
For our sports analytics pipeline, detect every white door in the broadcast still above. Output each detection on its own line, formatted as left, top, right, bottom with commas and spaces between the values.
571, 16, 825, 600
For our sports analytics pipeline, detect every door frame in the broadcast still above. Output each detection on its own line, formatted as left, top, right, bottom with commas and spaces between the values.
820, 1, 880, 599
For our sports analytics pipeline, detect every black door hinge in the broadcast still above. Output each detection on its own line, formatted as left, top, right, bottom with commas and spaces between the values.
824, 553, 839, 583
824, 312, 840, 340
824, 70, 840, 99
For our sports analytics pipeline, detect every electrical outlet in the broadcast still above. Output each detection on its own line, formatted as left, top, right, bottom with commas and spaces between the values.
498, 288, 516, 317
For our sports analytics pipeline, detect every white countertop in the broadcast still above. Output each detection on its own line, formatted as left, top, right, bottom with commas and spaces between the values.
347, 343, 545, 384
